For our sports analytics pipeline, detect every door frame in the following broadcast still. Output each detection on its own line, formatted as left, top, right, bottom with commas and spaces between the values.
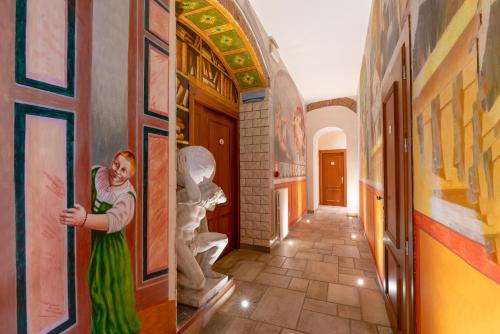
190, 82, 240, 252
319, 149, 347, 207
379, 16, 414, 334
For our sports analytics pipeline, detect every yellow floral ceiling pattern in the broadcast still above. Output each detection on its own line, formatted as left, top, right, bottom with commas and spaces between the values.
176, 0, 268, 91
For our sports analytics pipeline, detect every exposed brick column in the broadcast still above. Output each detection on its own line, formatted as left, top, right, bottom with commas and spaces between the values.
239, 92, 273, 249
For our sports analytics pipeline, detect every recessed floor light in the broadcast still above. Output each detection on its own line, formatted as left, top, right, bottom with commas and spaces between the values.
351, 234, 357, 239
305, 219, 311, 223
356, 278, 365, 286
241, 300, 250, 308
288, 240, 294, 245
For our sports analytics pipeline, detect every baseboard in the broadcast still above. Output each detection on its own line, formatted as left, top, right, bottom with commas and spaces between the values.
239, 243, 271, 253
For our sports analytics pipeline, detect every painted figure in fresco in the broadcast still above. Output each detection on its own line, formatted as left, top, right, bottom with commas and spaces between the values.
59, 151, 141, 334
176, 146, 228, 290
292, 106, 306, 160
275, 104, 292, 162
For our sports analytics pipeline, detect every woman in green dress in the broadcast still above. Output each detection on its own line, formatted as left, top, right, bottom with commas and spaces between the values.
60, 151, 141, 333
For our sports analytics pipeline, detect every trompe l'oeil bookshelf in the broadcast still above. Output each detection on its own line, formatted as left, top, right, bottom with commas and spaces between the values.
176, 21, 239, 150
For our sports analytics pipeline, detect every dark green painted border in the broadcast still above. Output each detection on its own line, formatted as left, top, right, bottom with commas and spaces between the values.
143, 126, 170, 281
144, 38, 170, 121
14, 103, 76, 333
15, 0, 76, 97
145, 0, 171, 45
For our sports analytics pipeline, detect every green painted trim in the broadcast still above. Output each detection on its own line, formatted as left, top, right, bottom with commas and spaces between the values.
144, 38, 170, 121
185, 7, 229, 31
15, 0, 76, 96
142, 126, 170, 281
14, 103, 76, 334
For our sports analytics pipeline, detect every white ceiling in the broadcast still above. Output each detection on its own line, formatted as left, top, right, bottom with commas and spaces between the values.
248, 0, 372, 104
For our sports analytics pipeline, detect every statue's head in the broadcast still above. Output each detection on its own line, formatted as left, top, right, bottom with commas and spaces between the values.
177, 146, 227, 209
177, 146, 216, 187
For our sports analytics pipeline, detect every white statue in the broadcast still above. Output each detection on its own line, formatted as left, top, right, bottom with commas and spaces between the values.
176, 146, 228, 299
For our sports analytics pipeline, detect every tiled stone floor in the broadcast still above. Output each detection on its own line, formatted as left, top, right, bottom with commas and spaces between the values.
202, 206, 393, 334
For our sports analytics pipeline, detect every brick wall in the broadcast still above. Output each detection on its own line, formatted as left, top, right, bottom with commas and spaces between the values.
239, 94, 274, 248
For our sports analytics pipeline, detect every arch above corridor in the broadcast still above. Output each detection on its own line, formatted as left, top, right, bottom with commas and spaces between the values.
306, 105, 359, 215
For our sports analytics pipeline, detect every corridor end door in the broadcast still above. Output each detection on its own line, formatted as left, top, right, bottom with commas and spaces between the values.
319, 150, 346, 207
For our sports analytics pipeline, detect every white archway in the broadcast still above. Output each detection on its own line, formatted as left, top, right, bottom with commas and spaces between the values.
306, 106, 359, 215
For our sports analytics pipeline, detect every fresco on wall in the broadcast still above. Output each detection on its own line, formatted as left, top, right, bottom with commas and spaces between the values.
358, 0, 406, 185
411, 0, 500, 264
274, 70, 306, 178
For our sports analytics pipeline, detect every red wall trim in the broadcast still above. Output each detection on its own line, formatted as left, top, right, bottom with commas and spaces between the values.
414, 210, 500, 284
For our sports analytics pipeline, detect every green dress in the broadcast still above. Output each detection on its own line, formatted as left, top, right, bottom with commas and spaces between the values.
88, 167, 141, 334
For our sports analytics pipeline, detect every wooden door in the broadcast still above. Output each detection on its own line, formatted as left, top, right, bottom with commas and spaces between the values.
196, 103, 237, 256
380, 19, 413, 334
320, 150, 346, 206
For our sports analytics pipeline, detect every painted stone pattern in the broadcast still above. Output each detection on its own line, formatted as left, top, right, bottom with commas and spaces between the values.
274, 70, 306, 178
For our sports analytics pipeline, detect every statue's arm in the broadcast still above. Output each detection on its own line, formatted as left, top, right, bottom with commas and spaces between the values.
178, 154, 201, 203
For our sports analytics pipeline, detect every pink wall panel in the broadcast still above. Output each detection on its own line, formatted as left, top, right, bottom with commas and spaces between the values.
147, 133, 169, 274
149, 0, 169, 43
148, 45, 169, 117
25, 115, 69, 333
26, 0, 68, 87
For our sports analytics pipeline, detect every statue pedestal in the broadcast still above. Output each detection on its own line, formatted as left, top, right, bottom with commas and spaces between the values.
178, 275, 229, 308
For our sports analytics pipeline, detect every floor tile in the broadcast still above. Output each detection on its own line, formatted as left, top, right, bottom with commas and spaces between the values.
350, 320, 378, 334
359, 289, 390, 326
295, 251, 324, 261
303, 260, 338, 283
281, 329, 304, 334
339, 257, 355, 268
218, 281, 268, 317
286, 269, 304, 278
289, 278, 309, 292
297, 310, 349, 334
354, 258, 376, 272
306, 280, 329, 301
229, 261, 265, 281
302, 298, 337, 316
254, 272, 292, 288
339, 274, 379, 290
377, 325, 394, 334
269, 256, 287, 267
264, 265, 288, 275
327, 283, 360, 306
332, 245, 361, 258
250, 287, 305, 328
323, 255, 339, 264
337, 304, 361, 320
283, 257, 307, 271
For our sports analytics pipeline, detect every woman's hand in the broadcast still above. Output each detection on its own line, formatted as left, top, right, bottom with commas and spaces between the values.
59, 204, 87, 227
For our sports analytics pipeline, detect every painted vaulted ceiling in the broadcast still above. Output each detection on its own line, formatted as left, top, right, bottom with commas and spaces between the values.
176, 0, 268, 91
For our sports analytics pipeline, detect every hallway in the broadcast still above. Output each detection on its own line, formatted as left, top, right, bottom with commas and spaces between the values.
203, 206, 392, 334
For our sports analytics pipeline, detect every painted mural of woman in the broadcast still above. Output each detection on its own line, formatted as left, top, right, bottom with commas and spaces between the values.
59, 151, 141, 333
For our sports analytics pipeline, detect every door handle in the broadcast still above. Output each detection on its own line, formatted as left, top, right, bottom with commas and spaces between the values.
376, 195, 384, 201
341, 176, 344, 184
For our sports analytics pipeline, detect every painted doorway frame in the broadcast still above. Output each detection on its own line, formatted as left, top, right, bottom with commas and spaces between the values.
319, 149, 347, 207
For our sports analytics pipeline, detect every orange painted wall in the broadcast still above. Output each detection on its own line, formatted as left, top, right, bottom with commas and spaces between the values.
275, 180, 307, 228
417, 226, 500, 334
359, 181, 384, 279
359, 0, 500, 332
